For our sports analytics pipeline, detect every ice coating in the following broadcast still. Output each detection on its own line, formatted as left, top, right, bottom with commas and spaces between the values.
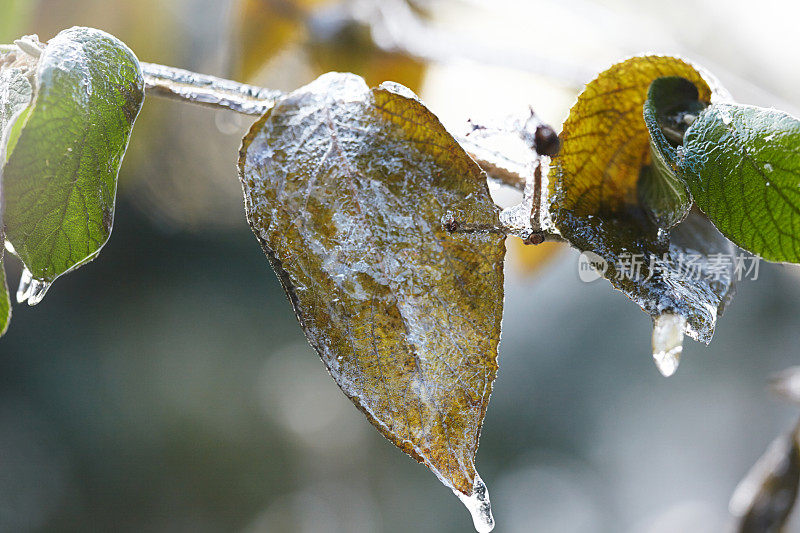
16, 268, 51, 306
239, 72, 505, 504
652, 313, 686, 377
4, 27, 145, 300
454, 473, 494, 533
549, 56, 736, 345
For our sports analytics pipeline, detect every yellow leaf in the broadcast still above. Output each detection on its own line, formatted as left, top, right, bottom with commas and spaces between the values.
551, 55, 714, 215
547, 57, 736, 344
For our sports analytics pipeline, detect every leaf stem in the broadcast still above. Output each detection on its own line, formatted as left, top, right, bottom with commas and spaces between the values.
142, 62, 533, 186
141, 62, 282, 116
141, 62, 562, 242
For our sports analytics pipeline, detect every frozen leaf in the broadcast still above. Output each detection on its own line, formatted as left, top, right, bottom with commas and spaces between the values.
550, 56, 734, 342
2, 27, 144, 302
681, 103, 800, 263
239, 73, 504, 529
640, 76, 704, 229
730, 423, 800, 533
0, 243, 8, 336
550, 56, 716, 217
0, 46, 36, 335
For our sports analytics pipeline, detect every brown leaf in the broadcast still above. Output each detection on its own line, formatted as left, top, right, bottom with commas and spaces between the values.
238, 72, 504, 525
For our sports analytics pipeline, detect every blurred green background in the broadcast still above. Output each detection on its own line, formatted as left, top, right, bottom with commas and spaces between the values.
1, 0, 800, 531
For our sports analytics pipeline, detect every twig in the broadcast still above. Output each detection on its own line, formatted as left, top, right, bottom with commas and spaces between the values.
141, 62, 534, 189
141, 62, 281, 116
141, 62, 562, 242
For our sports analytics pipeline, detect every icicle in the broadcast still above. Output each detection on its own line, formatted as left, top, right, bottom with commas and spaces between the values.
454, 473, 494, 533
652, 313, 686, 377
16, 268, 52, 306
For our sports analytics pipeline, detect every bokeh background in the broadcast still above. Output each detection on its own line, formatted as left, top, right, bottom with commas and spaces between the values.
1, 0, 800, 531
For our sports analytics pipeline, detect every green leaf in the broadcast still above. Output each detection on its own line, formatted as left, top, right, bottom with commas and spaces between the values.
550, 55, 733, 343
681, 103, 800, 263
239, 72, 503, 529
636, 150, 691, 230
640, 76, 706, 228
2, 26, 145, 303
0, 48, 36, 335
0, 246, 8, 336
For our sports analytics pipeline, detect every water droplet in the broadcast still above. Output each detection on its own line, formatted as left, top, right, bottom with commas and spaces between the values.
764, 163, 773, 173
721, 111, 732, 125
454, 473, 494, 533
16, 268, 51, 306
651, 313, 686, 377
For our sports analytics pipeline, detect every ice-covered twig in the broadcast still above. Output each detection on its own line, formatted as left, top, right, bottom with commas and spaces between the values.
141, 61, 563, 244
141, 62, 282, 116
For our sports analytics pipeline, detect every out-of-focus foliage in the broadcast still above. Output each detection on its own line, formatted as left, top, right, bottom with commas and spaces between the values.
0, 0, 36, 42
239, 72, 504, 511
235, 0, 328, 80
509, 239, 565, 275
235, 0, 426, 90
731, 428, 800, 533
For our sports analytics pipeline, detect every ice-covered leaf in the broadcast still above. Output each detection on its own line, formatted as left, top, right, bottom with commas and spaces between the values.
551, 56, 715, 217
681, 103, 800, 263
730, 424, 800, 533
0, 51, 33, 135
640, 76, 704, 228
239, 73, 504, 530
0, 220, 9, 335
2, 27, 144, 301
550, 56, 734, 343
0, 46, 36, 335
